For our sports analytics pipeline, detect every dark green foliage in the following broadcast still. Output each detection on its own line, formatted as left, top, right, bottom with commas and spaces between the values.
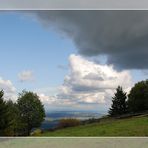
128, 80, 148, 113
5, 100, 25, 136
0, 91, 24, 136
0, 90, 46, 136
0, 90, 8, 135
17, 91, 45, 135
4, 100, 17, 136
0, 91, 15, 136
109, 86, 127, 116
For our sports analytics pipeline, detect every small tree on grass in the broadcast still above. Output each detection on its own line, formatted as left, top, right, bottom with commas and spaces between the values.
109, 86, 127, 116
17, 91, 45, 136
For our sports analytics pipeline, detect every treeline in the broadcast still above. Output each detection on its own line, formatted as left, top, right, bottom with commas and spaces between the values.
0, 90, 45, 136
1, 79, 148, 136
109, 79, 148, 116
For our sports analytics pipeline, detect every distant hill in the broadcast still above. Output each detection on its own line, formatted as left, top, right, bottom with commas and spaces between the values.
46, 110, 104, 120
41, 110, 105, 130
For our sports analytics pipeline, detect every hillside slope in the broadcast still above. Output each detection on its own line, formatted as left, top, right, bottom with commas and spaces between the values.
40, 115, 148, 136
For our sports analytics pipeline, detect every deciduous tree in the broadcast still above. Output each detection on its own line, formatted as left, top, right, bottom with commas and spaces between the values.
17, 91, 45, 136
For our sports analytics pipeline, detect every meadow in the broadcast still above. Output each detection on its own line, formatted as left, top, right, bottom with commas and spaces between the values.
41, 115, 148, 136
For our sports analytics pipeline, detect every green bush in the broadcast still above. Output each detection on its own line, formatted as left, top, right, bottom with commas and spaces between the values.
58, 118, 81, 128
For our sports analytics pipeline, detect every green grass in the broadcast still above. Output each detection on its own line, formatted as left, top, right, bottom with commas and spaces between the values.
40, 115, 148, 136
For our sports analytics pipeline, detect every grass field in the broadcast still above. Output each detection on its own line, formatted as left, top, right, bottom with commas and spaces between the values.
40, 115, 148, 136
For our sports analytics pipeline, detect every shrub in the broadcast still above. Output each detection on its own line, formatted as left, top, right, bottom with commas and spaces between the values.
58, 118, 81, 128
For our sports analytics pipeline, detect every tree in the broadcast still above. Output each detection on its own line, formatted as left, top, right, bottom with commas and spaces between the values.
17, 91, 45, 136
0, 90, 13, 136
0, 90, 7, 135
4, 100, 16, 136
128, 80, 148, 113
5, 100, 25, 136
109, 86, 127, 116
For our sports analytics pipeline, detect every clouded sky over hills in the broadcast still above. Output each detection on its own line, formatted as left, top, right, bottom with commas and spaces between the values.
0, 11, 148, 112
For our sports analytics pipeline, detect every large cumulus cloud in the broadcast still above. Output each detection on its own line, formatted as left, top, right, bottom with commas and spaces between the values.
57, 54, 132, 105
33, 10, 148, 69
38, 54, 132, 111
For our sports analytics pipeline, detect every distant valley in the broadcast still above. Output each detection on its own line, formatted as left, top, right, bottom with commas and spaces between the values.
41, 110, 105, 130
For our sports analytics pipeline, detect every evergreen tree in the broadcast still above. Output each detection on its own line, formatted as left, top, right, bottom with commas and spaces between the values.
5, 100, 25, 136
4, 100, 15, 136
109, 86, 127, 116
0, 90, 10, 135
0, 90, 6, 135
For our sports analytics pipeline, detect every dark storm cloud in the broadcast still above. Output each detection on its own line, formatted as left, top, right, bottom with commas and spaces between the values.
33, 10, 148, 69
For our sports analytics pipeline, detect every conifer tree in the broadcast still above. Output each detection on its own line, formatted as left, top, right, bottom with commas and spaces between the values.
0, 90, 9, 135
109, 86, 127, 116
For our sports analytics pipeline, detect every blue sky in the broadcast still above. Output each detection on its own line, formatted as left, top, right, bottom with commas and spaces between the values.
0, 11, 147, 113
0, 12, 76, 91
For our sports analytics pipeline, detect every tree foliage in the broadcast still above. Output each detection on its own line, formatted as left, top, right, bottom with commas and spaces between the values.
5, 100, 25, 136
128, 80, 148, 113
0, 91, 16, 136
109, 86, 127, 116
0, 90, 45, 136
0, 90, 8, 135
17, 91, 45, 135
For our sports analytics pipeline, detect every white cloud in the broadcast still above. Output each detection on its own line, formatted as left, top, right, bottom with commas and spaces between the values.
34, 87, 59, 106
36, 54, 132, 111
38, 93, 56, 105
57, 54, 132, 105
0, 77, 17, 101
18, 70, 34, 82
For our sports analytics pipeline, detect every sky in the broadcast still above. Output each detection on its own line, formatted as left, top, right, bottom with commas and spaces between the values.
0, 11, 148, 113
